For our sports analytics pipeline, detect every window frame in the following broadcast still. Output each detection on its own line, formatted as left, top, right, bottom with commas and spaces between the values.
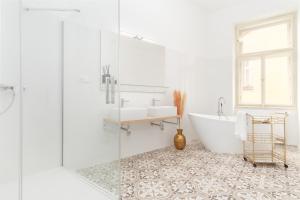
235, 12, 297, 109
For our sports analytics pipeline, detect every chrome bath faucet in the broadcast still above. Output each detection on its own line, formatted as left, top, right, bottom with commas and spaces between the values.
217, 97, 225, 116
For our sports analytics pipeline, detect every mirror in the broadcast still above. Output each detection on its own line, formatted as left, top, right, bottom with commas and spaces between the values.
119, 35, 166, 87
119, 35, 166, 86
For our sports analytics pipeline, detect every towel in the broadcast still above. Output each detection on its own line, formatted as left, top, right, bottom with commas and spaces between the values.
235, 111, 247, 141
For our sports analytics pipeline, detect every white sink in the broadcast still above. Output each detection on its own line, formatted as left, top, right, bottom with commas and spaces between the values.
148, 106, 177, 117
110, 107, 148, 121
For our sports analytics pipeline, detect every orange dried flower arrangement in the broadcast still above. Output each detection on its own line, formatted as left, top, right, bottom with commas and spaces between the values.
173, 90, 186, 118
173, 90, 187, 150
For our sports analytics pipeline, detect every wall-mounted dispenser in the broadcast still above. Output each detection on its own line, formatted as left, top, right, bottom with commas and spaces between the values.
101, 64, 111, 84
101, 65, 117, 104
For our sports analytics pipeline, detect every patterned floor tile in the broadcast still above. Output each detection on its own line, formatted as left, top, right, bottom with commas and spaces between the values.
76, 143, 300, 200
135, 179, 172, 199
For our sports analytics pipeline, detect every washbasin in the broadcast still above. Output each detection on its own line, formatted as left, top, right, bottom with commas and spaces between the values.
110, 107, 148, 121
148, 106, 177, 117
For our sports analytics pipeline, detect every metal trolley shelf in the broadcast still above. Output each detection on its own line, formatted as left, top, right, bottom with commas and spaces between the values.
243, 113, 288, 168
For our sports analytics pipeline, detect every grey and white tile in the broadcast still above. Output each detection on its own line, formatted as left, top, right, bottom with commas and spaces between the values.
76, 143, 300, 200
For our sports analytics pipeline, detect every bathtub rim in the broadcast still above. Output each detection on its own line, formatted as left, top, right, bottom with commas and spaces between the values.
188, 113, 236, 122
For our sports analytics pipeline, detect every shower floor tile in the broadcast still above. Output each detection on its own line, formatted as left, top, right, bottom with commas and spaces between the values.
77, 144, 300, 200
0, 168, 111, 200
77, 161, 120, 195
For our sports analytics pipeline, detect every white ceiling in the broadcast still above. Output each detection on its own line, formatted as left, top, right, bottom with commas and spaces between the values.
191, 0, 300, 12
191, 0, 243, 11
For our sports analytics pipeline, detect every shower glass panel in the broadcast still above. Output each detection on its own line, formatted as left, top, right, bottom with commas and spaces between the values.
0, 0, 21, 200
21, 0, 120, 200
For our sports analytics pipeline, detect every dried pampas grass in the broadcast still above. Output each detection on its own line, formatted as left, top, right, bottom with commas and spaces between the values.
173, 90, 186, 118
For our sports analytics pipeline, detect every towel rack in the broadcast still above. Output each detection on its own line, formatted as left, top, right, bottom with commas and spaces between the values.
24, 8, 81, 12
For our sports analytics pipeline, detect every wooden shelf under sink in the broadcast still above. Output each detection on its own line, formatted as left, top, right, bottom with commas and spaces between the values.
104, 115, 180, 125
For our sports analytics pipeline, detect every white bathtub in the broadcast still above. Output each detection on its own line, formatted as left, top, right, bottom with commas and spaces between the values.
189, 113, 242, 154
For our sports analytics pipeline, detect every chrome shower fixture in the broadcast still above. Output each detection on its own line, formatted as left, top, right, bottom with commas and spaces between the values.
0, 84, 14, 91
0, 84, 15, 116
133, 35, 144, 40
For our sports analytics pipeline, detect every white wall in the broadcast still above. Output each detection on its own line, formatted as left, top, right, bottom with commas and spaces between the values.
119, 0, 206, 157
199, 0, 300, 146
121, 0, 206, 57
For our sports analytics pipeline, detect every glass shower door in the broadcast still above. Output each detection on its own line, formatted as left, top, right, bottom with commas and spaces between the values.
20, 0, 120, 199
0, 0, 21, 200
63, 20, 121, 196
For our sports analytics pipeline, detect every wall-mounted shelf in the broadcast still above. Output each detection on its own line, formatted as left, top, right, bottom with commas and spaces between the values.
104, 115, 180, 135
104, 115, 180, 125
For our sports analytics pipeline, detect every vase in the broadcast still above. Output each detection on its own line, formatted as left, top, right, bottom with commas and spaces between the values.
174, 129, 186, 150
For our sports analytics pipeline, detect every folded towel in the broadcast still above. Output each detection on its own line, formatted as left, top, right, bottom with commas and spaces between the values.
235, 111, 247, 141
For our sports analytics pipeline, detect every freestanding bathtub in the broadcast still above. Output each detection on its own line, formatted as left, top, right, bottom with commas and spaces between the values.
189, 113, 243, 154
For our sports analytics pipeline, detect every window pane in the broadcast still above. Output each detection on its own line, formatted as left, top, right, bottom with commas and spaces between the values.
240, 59, 262, 104
265, 55, 293, 105
240, 23, 290, 53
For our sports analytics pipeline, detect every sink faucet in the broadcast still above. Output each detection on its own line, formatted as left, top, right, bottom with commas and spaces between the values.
152, 98, 160, 106
121, 98, 129, 108
217, 97, 225, 116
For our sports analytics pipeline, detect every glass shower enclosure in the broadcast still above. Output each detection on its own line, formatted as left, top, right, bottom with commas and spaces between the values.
0, 0, 120, 199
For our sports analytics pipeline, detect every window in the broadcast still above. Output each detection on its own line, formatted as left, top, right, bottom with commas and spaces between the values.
236, 13, 297, 108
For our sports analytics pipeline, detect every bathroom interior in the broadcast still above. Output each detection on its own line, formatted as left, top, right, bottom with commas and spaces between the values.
1, 0, 300, 199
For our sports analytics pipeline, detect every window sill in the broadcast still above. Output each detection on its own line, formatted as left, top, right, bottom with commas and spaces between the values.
235, 105, 297, 111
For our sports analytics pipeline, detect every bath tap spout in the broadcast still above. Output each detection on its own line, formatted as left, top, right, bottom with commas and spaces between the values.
217, 97, 225, 116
